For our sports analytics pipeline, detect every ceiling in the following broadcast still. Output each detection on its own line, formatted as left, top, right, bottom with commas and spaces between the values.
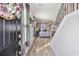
29, 3, 62, 22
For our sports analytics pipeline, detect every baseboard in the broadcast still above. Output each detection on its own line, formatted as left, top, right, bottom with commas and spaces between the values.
25, 37, 36, 56
50, 44, 58, 56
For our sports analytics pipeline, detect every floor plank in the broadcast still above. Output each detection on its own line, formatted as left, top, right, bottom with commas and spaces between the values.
26, 37, 55, 56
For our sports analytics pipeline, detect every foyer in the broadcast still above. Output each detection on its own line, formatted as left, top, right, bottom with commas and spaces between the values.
0, 3, 79, 56
25, 3, 79, 56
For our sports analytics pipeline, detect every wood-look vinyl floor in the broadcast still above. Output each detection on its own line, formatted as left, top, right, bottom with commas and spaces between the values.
27, 37, 55, 56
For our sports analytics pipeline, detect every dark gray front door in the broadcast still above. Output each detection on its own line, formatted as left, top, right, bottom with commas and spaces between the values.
0, 18, 21, 56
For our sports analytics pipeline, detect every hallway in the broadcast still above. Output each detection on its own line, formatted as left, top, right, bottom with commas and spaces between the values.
27, 37, 55, 56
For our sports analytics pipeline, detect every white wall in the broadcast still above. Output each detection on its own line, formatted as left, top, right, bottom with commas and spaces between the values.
50, 10, 79, 56
29, 24, 34, 46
